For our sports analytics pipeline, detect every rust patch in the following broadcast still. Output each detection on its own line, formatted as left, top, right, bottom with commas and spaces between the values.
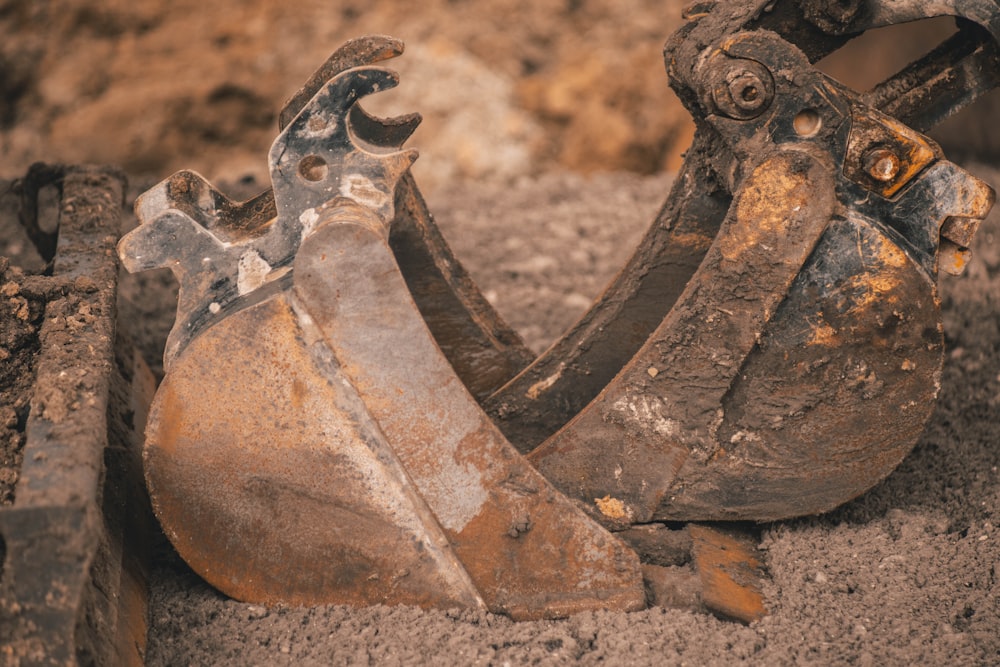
294, 214, 645, 619
144, 293, 486, 611
689, 524, 767, 624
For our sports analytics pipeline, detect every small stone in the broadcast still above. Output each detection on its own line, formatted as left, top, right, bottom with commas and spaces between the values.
74, 275, 97, 292
647, 366, 659, 378
0, 467, 18, 485
247, 605, 268, 620
814, 571, 828, 585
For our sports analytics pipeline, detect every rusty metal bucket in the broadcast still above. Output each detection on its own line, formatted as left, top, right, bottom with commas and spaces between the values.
119, 45, 645, 620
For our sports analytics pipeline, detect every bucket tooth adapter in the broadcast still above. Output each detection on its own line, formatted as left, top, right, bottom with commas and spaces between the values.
120, 0, 1000, 620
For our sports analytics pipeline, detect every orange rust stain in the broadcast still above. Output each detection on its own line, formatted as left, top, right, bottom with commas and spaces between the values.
843, 230, 909, 312
690, 524, 767, 624
669, 231, 714, 250
939, 242, 970, 276
594, 495, 629, 520
806, 317, 839, 348
845, 272, 903, 311
290, 378, 308, 410
150, 381, 186, 459
720, 160, 810, 263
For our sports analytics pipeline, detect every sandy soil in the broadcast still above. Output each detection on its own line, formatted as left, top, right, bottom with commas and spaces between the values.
0, 0, 695, 190
133, 165, 1000, 666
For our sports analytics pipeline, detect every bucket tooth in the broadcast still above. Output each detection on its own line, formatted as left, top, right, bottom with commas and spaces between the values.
293, 202, 644, 619
689, 524, 766, 624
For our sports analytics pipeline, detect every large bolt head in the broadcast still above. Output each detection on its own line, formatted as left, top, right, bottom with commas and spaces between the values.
728, 71, 768, 113
709, 60, 775, 120
863, 147, 901, 183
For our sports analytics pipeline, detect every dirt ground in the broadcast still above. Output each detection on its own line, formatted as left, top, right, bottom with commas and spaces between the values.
2, 1, 1000, 665
134, 165, 1000, 666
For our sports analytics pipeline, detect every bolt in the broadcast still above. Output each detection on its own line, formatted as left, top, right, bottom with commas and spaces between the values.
709, 61, 774, 120
864, 148, 900, 183
728, 71, 767, 113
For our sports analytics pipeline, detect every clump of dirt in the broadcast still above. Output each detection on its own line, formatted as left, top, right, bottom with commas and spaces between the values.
0, 258, 46, 505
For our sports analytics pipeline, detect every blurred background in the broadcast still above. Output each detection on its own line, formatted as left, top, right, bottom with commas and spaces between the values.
1, 0, 996, 192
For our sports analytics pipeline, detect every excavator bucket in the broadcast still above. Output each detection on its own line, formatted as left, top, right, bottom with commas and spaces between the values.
119, 42, 643, 620
119, 1, 1000, 620
522, 5, 999, 525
